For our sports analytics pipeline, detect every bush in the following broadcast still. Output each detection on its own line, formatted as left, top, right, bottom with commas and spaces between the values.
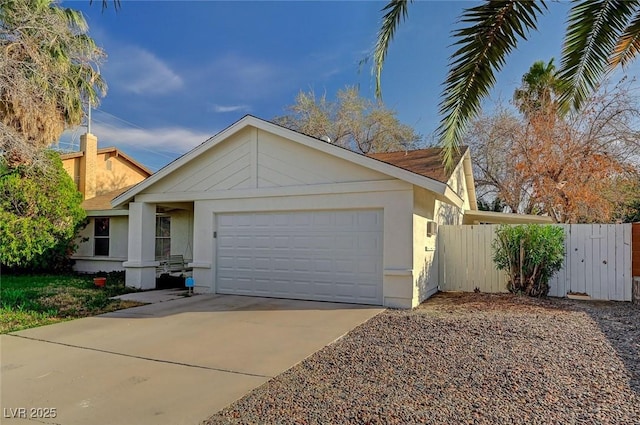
492, 224, 565, 297
0, 152, 85, 271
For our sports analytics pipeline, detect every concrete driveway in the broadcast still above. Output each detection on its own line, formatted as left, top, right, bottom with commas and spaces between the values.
1, 295, 383, 425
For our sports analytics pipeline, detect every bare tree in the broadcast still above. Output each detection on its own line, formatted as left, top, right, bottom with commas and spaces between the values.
468, 79, 640, 223
274, 86, 421, 154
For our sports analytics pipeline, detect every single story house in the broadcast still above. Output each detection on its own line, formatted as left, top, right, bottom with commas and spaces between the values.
71, 115, 549, 308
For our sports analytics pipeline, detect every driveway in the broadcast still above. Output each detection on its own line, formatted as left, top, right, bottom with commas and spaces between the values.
1, 294, 383, 425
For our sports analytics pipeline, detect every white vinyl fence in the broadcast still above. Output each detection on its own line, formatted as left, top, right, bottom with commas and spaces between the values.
438, 224, 632, 301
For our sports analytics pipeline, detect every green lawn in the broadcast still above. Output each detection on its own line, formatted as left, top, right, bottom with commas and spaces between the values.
0, 272, 143, 334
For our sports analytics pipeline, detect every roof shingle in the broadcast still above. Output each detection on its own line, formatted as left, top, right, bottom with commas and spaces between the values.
367, 146, 467, 183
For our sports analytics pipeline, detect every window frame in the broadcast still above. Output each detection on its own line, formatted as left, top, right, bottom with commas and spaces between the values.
94, 217, 110, 257
155, 215, 171, 260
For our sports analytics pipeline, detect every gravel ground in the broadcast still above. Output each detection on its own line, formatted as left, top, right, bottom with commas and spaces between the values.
204, 292, 640, 425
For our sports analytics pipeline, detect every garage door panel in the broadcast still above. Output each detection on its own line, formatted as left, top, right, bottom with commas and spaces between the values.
216, 210, 383, 305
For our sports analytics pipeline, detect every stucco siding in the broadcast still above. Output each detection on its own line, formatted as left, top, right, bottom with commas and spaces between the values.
189, 187, 416, 308
412, 187, 440, 303
170, 209, 193, 260
95, 152, 149, 195
413, 213, 439, 303
72, 216, 129, 272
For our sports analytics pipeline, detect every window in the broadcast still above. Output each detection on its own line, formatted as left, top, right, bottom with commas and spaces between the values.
155, 216, 171, 259
94, 217, 110, 256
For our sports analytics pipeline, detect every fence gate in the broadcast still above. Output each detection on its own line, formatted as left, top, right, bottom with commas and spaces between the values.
438, 224, 632, 301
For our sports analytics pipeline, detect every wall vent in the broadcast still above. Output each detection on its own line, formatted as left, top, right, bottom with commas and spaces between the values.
426, 221, 438, 237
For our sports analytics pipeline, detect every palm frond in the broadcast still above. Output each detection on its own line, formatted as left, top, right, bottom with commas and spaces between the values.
438, 0, 547, 169
374, 0, 412, 99
610, 10, 640, 68
91, 0, 121, 12
558, 0, 640, 113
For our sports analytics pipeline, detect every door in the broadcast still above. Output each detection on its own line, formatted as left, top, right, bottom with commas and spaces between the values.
216, 210, 383, 305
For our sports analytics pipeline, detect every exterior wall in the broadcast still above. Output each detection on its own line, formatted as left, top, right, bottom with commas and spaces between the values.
183, 187, 415, 308
62, 152, 148, 196
412, 158, 473, 304
146, 127, 394, 194
95, 152, 149, 195
168, 209, 193, 260
412, 188, 439, 303
434, 159, 470, 226
62, 157, 81, 189
72, 216, 129, 272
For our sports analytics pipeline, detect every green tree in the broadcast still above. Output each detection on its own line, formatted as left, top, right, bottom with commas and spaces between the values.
0, 152, 86, 270
514, 59, 561, 115
274, 86, 421, 154
374, 1, 640, 167
1, 0, 106, 166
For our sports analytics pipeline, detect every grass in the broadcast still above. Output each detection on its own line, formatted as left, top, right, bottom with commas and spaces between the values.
0, 272, 144, 334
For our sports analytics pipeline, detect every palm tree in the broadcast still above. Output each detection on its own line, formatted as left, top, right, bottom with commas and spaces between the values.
1, 0, 106, 164
513, 59, 561, 116
374, 0, 640, 167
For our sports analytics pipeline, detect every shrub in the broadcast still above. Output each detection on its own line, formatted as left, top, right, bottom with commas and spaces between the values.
492, 224, 565, 297
0, 152, 85, 271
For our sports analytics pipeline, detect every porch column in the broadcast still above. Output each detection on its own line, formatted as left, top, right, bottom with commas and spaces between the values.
124, 202, 158, 289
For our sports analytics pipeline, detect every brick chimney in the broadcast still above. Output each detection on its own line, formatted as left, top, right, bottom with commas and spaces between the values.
79, 133, 97, 200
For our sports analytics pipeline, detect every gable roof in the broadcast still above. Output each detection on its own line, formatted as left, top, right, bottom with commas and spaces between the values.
60, 147, 153, 177
82, 186, 135, 211
367, 147, 467, 184
112, 115, 468, 209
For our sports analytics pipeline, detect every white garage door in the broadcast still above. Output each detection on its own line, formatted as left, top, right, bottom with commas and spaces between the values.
216, 210, 383, 305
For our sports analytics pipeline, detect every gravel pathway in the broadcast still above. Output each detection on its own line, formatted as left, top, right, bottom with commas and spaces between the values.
204, 293, 640, 425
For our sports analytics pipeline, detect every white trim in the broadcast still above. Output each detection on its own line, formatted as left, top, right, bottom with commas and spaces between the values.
462, 210, 554, 224
112, 116, 464, 209
123, 261, 159, 268
384, 268, 413, 276
86, 209, 129, 217
133, 180, 411, 203
462, 150, 478, 210
70, 256, 127, 261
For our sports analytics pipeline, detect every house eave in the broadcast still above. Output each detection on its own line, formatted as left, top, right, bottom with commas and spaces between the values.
462, 210, 554, 225
85, 209, 129, 217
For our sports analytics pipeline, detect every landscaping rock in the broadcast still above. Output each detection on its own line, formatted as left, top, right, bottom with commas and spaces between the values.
204, 292, 640, 425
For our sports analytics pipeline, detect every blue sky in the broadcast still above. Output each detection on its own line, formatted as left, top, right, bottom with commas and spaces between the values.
60, 0, 573, 171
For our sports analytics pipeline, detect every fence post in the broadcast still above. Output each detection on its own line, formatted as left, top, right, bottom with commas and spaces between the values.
633, 224, 640, 305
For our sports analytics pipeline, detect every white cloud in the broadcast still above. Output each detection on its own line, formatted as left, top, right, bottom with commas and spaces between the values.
212, 104, 251, 113
106, 45, 183, 95
89, 122, 212, 153
60, 112, 214, 156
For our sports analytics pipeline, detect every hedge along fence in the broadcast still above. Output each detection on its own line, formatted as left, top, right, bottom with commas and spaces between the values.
438, 224, 632, 301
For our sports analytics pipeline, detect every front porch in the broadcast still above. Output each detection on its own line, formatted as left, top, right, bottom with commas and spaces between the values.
124, 201, 194, 290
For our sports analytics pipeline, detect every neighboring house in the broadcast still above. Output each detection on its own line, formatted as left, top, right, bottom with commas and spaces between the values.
108, 115, 545, 308
60, 133, 152, 273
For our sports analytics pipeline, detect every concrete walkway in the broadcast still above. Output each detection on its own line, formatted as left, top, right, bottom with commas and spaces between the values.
1, 295, 383, 425
111, 288, 191, 304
